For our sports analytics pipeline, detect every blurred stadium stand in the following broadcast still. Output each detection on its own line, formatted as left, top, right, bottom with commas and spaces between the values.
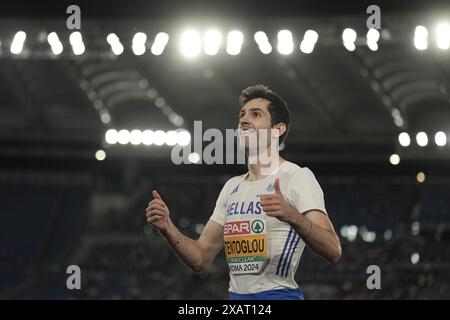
1, 0, 450, 300
1, 170, 449, 299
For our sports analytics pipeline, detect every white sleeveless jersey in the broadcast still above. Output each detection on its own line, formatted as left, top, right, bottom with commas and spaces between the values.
210, 161, 327, 294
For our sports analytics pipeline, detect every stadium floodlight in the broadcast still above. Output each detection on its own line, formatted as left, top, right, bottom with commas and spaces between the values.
117, 129, 130, 145
107, 33, 124, 55
69, 31, 85, 55
389, 154, 400, 165
153, 130, 166, 146
277, 30, 294, 55
95, 150, 106, 161
366, 28, 380, 51
226, 30, 244, 55
129, 130, 143, 145
132, 32, 147, 55
398, 132, 411, 147
177, 130, 191, 146
435, 131, 447, 146
254, 31, 272, 54
204, 29, 222, 56
436, 23, 450, 50
416, 131, 428, 147
151, 32, 169, 55
47, 32, 63, 55
180, 30, 201, 58
414, 26, 428, 50
300, 29, 318, 54
10, 31, 26, 54
142, 130, 154, 145
105, 129, 119, 144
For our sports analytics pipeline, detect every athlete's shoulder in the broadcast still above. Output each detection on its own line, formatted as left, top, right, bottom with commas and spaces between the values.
220, 174, 245, 194
280, 160, 315, 176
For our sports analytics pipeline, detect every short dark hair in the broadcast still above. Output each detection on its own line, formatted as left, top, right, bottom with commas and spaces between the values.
239, 84, 291, 144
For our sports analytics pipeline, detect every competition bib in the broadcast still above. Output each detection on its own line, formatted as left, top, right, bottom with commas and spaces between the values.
223, 219, 267, 274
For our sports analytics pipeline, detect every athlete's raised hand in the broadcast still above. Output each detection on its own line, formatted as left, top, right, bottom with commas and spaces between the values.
146, 190, 171, 233
260, 178, 295, 223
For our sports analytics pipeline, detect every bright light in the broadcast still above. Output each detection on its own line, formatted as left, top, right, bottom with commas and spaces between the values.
344, 42, 356, 52
180, 30, 201, 58
177, 131, 191, 146
300, 30, 318, 54
155, 97, 165, 108
47, 32, 63, 55
188, 152, 200, 164
366, 28, 380, 52
100, 110, 111, 124
47, 32, 59, 44
169, 113, 184, 126
142, 130, 154, 145
398, 132, 411, 147
343, 28, 357, 42
417, 171, 426, 183
342, 28, 357, 51
165, 130, 178, 146
362, 231, 376, 243
347, 225, 358, 242
69, 31, 85, 55
117, 129, 130, 145
151, 32, 169, 55
435, 131, 447, 146
389, 154, 400, 165
340, 225, 348, 237
105, 129, 118, 144
10, 31, 26, 54
277, 30, 294, 55
133, 32, 147, 44
416, 132, 428, 147
50, 42, 63, 55
410, 252, 420, 265
204, 29, 222, 55
254, 31, 272, 54
383, 229, 393, 241
153, 130, 166, 146
106, 33, 118, 44
394, 117, 404, 127
436, 23, 450, 50
367, 28, 380, 43
132, 32, 147, 55
129, 129, 143, 145
367, 43, 378, 51
95, 150, 106, 161
107, 33, 124, 55
226, 31, 244, 55
254, 31, 269, 43
411, 221, 420, 236
111, 44, 124, 55
414, 26, 428, 50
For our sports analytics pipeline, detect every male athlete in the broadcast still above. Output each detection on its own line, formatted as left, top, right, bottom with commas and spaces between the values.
146, 85, 341, 300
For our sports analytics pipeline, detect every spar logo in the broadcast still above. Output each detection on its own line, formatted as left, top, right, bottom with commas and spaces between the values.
224, 221, 251, 236
251, 220, 264, 234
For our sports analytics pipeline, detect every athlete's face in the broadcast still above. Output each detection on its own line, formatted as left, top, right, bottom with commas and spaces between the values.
238, 98, 274, 151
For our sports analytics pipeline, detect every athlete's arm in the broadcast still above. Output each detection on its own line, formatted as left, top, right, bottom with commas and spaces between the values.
146, 190, 224, 272
260, 179, 342, 264
286, 209, 341, 264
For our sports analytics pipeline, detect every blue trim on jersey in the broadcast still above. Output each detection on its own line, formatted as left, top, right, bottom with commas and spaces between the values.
284, 235, 301, 277
280, 233, 299, 277
276, 227, 293, 275
229, 288, 304, 300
